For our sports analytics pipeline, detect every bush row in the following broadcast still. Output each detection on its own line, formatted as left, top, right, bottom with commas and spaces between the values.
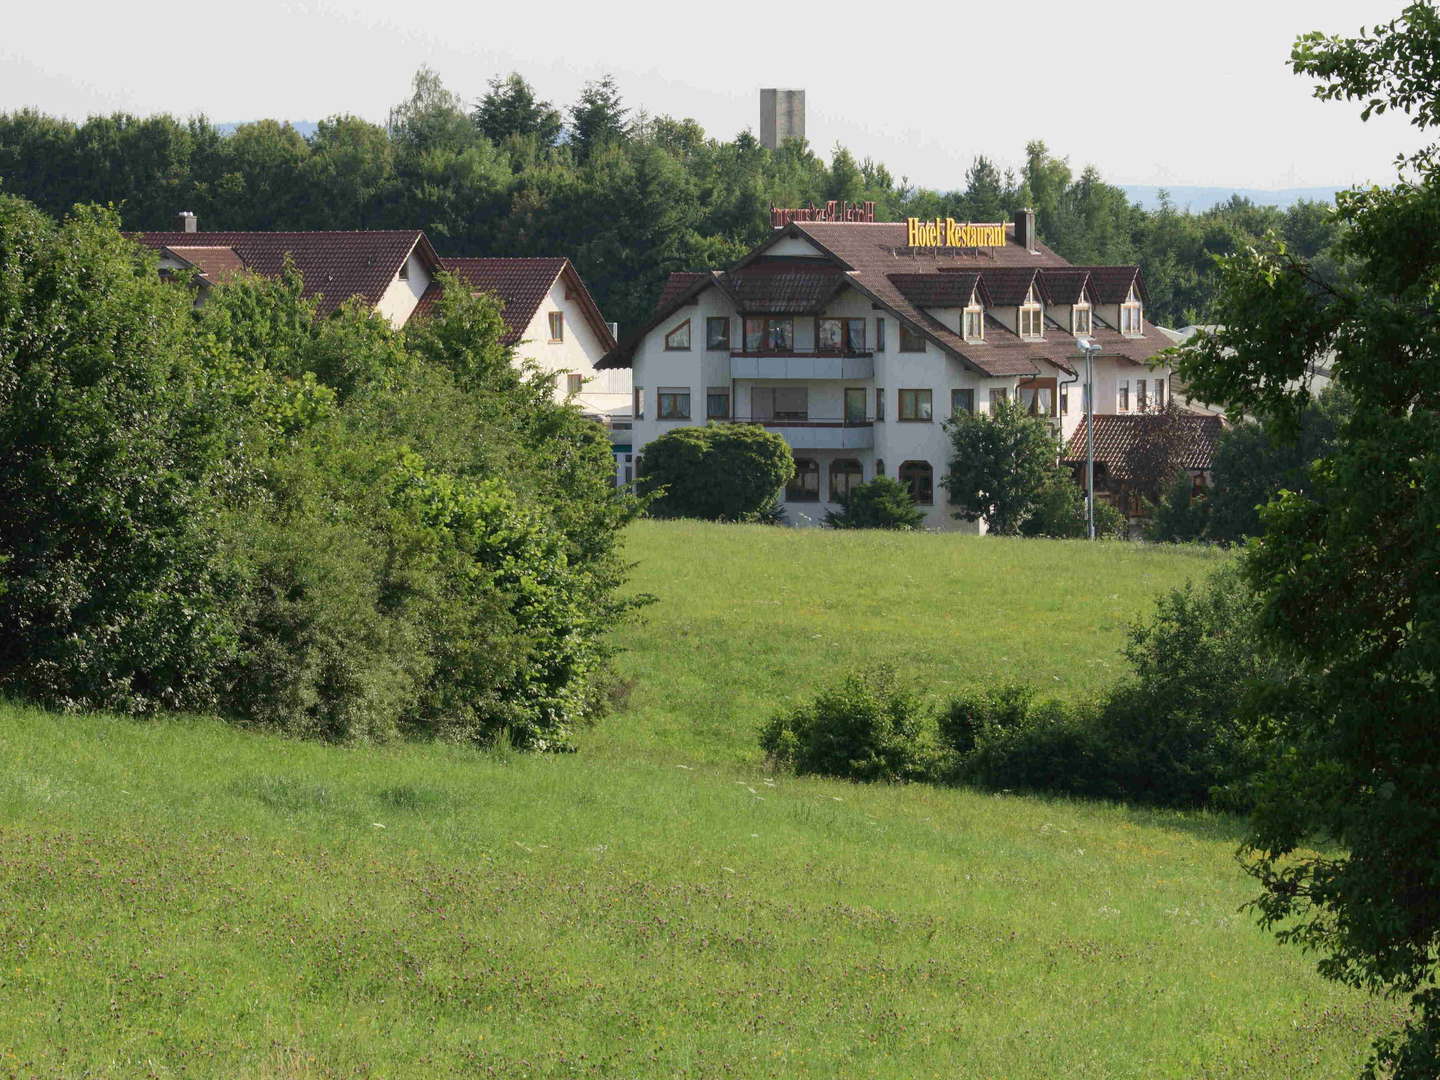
761, 565, 1286, 808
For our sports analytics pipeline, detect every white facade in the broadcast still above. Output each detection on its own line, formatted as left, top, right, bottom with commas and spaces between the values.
511, 276, 631, 415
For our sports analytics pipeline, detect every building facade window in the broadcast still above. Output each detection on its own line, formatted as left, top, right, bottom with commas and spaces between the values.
1059, 386, 1070, 416
1136, 378, 1148, 410
876, 458, 885, 476
898, 389, 933, 421
1019, 286, 1044, 339
898, 323, 926, 352
1072, 302, 1091, 336
1121, 286, 1143, 336
549, 311, 564, 341
664, 320, 691, 351
875, 318, 887, 352
658, 388, 691, 420
964, 303, 985, 342
989, 388, 1008, 411
829, 459, 863, 502
565, 373, 583, 395
951, 388, 975, 416
633, 386, 645, 420
1018, 378, 1056, 417
752, 386, 807, 421
744, 316, 793, 352
1118, 379, 1130, 411
706, 387, 731, 419
1155, 378, 1166, 406
706, 317, 731, 351
844, 387, 867, 424
898, 460, 934, 505
787, 457, 820, 502
816, 318, 867, 353
876, 388, 885, 421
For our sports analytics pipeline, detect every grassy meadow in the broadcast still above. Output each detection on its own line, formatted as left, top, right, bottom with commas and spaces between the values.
0, 522, 1401, 1078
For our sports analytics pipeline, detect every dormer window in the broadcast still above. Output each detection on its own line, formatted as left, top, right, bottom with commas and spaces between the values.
1072, 301, 1092, 336
664, 319, 692, 351
963, 291, 984, 342
1019, 285, 1043, 340
1120, 285, 1143, 336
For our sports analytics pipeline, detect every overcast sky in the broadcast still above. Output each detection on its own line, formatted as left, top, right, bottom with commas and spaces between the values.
2, 0, 1428, 191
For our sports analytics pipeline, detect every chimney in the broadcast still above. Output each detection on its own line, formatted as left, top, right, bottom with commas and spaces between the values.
1014, 208, 1036, 253
175, 211, 198, 233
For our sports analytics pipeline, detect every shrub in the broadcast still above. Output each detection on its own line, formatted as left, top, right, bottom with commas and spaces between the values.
1146, 473, 1211, 543
1018, 470, 1129, 539
942, 399, 1060, 534
638, 423, 794, 520
824, 477, 924, 530
760, 666, 942, 783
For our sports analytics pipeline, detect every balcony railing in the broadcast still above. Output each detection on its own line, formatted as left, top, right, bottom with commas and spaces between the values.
730, 352, 875, 380
724, 416, 875, 449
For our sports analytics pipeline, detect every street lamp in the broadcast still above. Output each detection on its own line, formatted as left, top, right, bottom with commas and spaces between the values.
1075, 336, 1102, 540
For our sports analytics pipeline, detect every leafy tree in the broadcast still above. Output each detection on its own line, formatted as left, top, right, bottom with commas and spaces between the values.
1019, 469, 1128, 539
303, 115, 394, 228
942, 399, 1060, 534
473, 73, 563, 147
387, 67, 478, 157
1145, 472, 1210, 543
1174, 5, 1440, 1073
824, 477, 924, 530
638, 424, 793, 521
567, 75, 629, 161
1119, 401, 1202, 506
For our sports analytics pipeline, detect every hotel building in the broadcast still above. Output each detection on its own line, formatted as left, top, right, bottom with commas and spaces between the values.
598, 210, 1181, 529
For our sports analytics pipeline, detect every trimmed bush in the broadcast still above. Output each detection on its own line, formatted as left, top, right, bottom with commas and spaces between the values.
760, 666, 942, 783
638, 423, 794, 521
824, 477, 924, 530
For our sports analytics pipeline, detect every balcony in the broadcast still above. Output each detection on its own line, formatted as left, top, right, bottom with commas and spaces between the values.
726, 416, 875, 450
730, 349, 874, 381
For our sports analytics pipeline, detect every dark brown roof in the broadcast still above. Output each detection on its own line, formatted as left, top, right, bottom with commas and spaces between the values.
718, 262, 848, 313
423, 257, 614, 350
160, 245, 249, 285
1071, 266, 1146, 304
598, 221, 1174, 376
1063, 413, 1223, 474
887, 272, 983, 308
1037, 268, 1093, 305
654, 272, 708, 314
136, 230, 433, 316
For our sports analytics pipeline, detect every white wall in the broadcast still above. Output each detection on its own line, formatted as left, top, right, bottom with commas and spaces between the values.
377, 250, 431, 328
514, 276, 631, 411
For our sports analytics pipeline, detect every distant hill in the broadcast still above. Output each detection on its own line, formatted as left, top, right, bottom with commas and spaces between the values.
1120, 184, 1345, 212
215, 121, 319, 138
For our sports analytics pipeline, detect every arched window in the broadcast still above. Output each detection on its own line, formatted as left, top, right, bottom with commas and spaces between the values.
829, 459, 863, 502
787, 457, 820, 502
875, 458, 886, 477
898, 460, 933, 506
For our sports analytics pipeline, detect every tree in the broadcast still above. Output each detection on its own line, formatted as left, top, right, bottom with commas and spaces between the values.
568, 75, 629, 161
942, 399, 1060, 534
824, 477, 925, 530
387, 67, 477, 157
473, 73, 563, 147
1120, 401, 1202, 506
1173, 5, 1440, 1073
637, 424, 793, 520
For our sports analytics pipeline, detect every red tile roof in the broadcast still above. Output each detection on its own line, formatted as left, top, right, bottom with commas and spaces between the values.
654, 272, 708, 314
718, 262, 849, 313
136, 230, 432, 315
1063, 413, 1223, 474
160, 245, 249, 285
427, 257, 615, 350
887, 272, 983, 308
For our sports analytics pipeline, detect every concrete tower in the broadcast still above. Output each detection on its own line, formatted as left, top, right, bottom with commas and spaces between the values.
759, 89, 805, 150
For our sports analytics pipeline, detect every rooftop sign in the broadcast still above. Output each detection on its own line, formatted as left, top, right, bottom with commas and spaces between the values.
905, 218, 1006, 248
771, 200, 876, 227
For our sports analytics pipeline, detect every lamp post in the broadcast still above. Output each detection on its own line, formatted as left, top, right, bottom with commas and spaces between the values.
1076, 337, 1102, 540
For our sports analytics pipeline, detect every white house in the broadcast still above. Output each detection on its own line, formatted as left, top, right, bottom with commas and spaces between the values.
597, 211, 1180, 530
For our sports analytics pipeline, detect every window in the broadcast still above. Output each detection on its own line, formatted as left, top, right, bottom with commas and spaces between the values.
623, 453, 633, 485
875, 318, 887, 352
816, 319, 843, 353
898, 460, 934, 506
549, 311, 564, 342
664, 319, 691, 351
898, 389, 933, 421
1121, 285, 1143, 336
898, 323, 926, 352
1072, 302, 1091, 336
964, 304, 985, 341
706, 387, 730, 419
875, 388, 885, 421
706, 317, 731, 351
566, 373, 583, 396
1019, 285, 1044, 339
1136, 379, 1148, 411
844, 387, 867, 424
743, 316, 793, 352
829, 459, 863, 502
1018, 378, 1056, 417
633, 386, 645, 419
752, 386, 807, 421
1155, 378, 1166, 406
875, 459, 885, 477
989, 388, 1008, 411
399, 259, 410, 281
1118, 379, 1130, 411
787, 457, 820, 502
951, 388, 975, 416
658, 388, 690, 420
844, 318, 867, 352
1059, 386, 1070, 416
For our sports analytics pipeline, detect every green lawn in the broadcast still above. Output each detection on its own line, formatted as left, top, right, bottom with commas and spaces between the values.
0, 523, 1398, 1078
